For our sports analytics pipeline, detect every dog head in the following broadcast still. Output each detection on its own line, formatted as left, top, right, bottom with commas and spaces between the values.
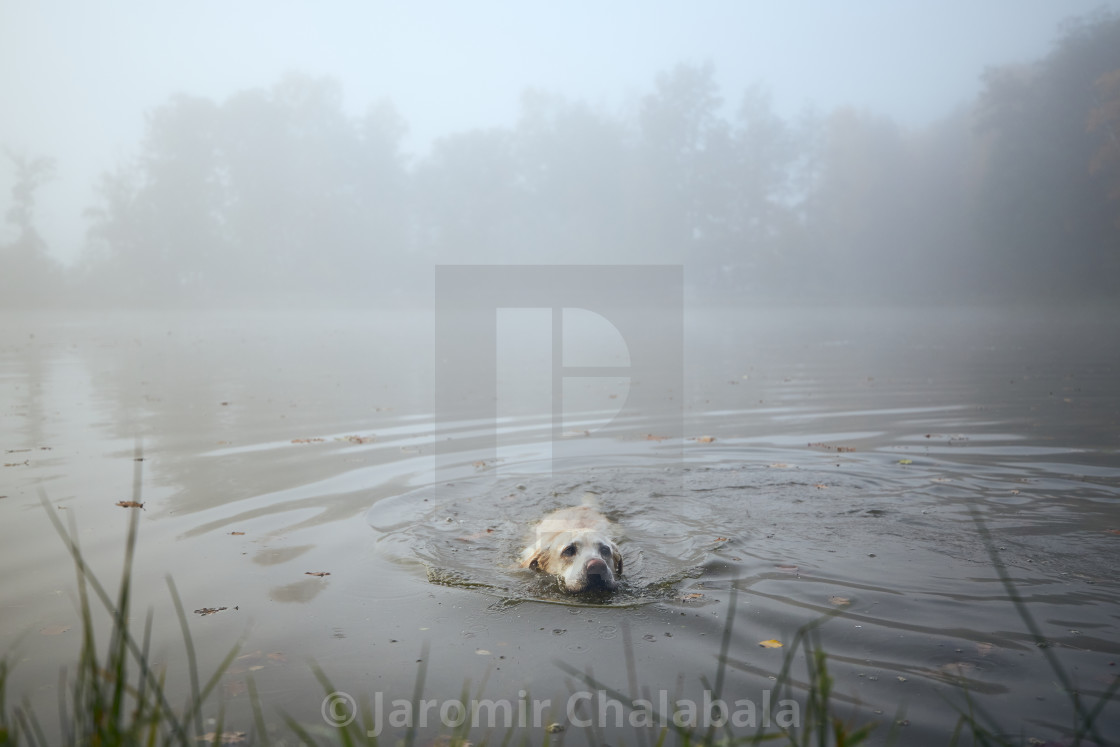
522, 523, 623, 593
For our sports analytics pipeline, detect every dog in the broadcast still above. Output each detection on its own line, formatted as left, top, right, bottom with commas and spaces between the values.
520, 502, 622, 593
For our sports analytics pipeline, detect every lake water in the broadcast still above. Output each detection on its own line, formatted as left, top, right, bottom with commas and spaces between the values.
1, 306, 1118, 744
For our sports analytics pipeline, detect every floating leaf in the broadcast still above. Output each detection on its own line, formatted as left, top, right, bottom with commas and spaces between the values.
828, 595, 851, 607
290, 438, 325, 444
898, 459, 913, 465
305, 571, 331, 577
807, 442, 854, 452
695, 436, 716, 443
229, 531, 245, 536
194, 607, 228, 616
758, 639, 783, 648
116, 501, 145, 509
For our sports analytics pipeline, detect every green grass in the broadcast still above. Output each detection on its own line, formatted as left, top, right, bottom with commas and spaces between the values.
1, 482, 1116, 745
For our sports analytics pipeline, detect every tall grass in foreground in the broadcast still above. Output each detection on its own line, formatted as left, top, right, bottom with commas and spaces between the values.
0, 447, 242, 746
1, 484, 1116, 744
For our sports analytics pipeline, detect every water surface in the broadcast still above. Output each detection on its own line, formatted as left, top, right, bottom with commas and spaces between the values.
1, 306, 1117, 744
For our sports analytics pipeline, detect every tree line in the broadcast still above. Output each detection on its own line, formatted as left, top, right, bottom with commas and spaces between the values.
4, 9, 1119, 307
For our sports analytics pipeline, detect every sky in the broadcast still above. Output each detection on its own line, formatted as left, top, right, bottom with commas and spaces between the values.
2, 0, 1118, 264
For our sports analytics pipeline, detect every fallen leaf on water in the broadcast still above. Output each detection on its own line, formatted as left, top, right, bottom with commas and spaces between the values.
40, 624, 71, 636
475, 649, 491, 655
645, 434, 668, 442
339, 435, 375, 444
194, 607, 227, 616
305, 571, 331, 577
815, 483, 828, 489
116, 501, 145, 509
807, 442, 854, 452
681, 593, 705, 601
758, 639, 783, 648
229, 531, 245, 536
695, 436, 716, 443
715, 537, 728, 542
290, 438, 325, 444
828, 596, 851, 607
898, 459, 913, 465
769, 462, 789, 468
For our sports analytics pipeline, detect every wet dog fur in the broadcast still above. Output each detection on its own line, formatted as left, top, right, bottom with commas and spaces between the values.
520, 503, 622, 593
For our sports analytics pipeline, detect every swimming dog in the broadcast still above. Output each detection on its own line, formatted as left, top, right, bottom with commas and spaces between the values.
520, 503, 622, 592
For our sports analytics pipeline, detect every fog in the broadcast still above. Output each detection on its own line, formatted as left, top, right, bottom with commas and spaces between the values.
2, 1, 1120, 306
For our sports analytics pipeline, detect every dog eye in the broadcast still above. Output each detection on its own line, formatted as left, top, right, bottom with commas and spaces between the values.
561, 544, 577, 558
599, 545, 612, 558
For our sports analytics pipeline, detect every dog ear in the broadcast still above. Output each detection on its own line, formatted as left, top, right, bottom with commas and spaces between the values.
522, 548, 548, 572
613, 546, 623, 576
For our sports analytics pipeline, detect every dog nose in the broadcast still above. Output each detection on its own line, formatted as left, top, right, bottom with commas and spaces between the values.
585, 557, 608, 576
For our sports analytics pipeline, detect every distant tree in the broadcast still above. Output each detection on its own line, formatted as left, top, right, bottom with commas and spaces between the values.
1088, 68, 1120, 230
975, 9, 1120, 296
1, 150, 60, 306
513, 89, 631, 263
83, 94, 224, 305
717, 85, 806, 294
635, 62, 730, 263
81, 73, 411, 305
413, 127, 521, 265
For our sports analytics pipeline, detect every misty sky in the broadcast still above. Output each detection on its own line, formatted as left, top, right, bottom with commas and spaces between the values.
3, 0, 1118, 264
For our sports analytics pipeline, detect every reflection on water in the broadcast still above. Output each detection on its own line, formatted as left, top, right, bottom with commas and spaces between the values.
1, 307, 1118, 743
